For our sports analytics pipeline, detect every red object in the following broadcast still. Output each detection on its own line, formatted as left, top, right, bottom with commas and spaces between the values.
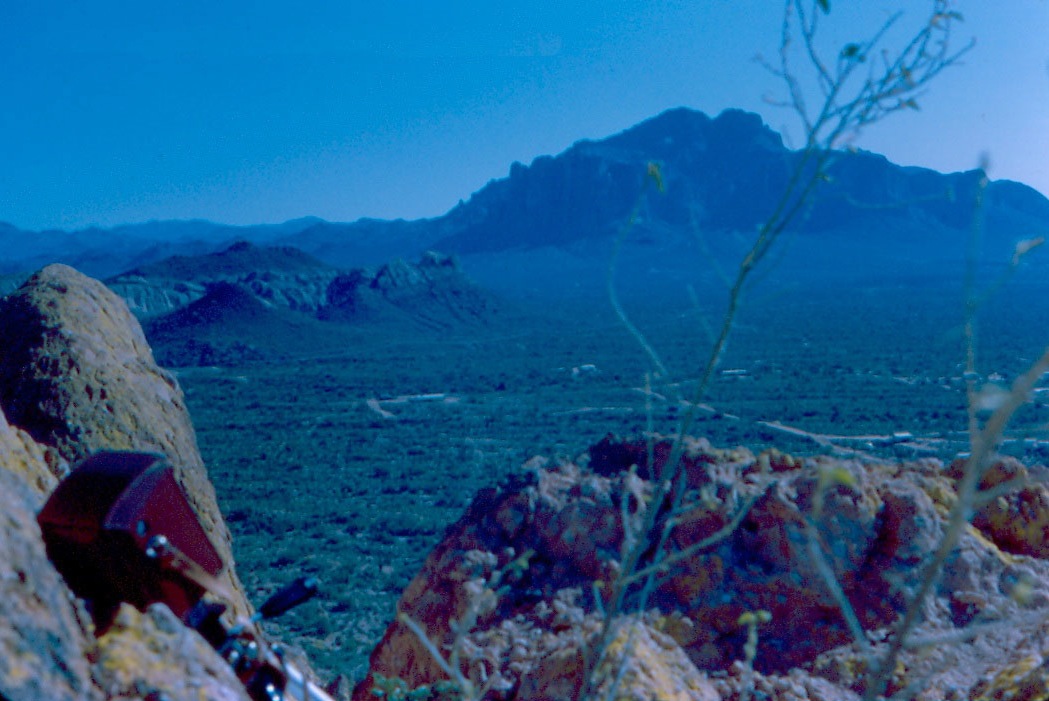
38, 451, 227, 623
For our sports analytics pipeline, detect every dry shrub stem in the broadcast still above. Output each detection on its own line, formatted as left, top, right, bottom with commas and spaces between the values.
865, 344, 1049, 700
398, 2, 978, 699
593, 2, 971, 700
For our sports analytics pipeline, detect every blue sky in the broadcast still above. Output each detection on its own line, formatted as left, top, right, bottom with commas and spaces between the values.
1, 1, 1047, 231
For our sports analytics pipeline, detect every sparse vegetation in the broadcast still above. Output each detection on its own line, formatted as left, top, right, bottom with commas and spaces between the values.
587, 2, 972, 697
170, 4, 1049, 698
181, 268, 1049, 684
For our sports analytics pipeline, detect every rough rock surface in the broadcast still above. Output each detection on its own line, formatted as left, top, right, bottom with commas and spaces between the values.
0, 264, 262, 701
0, 402, 58, 499
0, 264, 250, 618
0, 462, 99, 701
92, 604, 250, 701
358, 435, 1049, 701
106, 275, 208, 318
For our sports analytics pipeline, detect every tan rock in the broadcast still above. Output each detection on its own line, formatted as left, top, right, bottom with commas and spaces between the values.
0, 460, 98, 701
0, 406, 58, 502
0, 264, 250, 618
584, 619, 720, 701
92, 603, 250, 701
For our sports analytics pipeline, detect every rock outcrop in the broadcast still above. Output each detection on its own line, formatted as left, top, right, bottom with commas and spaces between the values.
358, 435, 1049, 701
321, 251, 501, 329
0, 264, 256, 700
107, 240, 340, 317
92, 604, 250, 701
0, 402, 57, 498
106, 275, 209, 318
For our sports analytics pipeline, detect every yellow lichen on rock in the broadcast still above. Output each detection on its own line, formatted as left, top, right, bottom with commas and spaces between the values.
589, 619, 720, 701
0, 409, 57, 501
92, 604, 250, 701
971, 653, 1049, 701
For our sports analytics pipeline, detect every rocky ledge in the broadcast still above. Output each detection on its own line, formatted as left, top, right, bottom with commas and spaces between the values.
320, 251, 502, 329
359, 436, 1049, 701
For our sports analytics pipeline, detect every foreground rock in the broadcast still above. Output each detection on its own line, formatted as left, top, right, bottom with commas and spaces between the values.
0, 264, 250, 618
359, 436, 1049, 700
0, 462, 98, 701
0, 264, 254, 700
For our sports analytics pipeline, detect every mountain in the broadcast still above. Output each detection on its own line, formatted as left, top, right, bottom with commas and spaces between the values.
134, 248, 508, 365
4, 107, 1047, 294
419, 108, 1049, 296
106, 240, 341, 317
320, 251, 505, 330
0, 217, 325, 279
143, 281, 313, 366
257, 109, 1049, 279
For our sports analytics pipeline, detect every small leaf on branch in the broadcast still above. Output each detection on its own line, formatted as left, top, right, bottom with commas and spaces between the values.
816, 0, 830, 14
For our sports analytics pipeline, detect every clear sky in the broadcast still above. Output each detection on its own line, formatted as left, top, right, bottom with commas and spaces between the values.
1, 1, 1047, 231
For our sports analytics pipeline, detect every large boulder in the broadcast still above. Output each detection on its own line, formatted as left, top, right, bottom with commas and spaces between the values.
357, 435, 1049, 701
0, 264, 257, 700
0, 264, 250, 618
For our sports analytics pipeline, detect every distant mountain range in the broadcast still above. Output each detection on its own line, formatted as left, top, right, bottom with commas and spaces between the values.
136, 244, 507, 365
107, 240, 342, 317
4, 107, 1048, 295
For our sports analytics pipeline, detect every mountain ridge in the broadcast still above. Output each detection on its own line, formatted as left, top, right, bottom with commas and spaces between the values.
2, 107, 1047, 286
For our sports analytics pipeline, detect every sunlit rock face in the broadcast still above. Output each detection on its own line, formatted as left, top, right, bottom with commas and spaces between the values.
358, 434, 1049, 701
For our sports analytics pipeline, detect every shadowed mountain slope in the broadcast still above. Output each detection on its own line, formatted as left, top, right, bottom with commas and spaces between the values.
140, 251, 510, 366
320, 251, 505, 331
0, 218, 324, 278
4, 108, 1047, 297
123, 239, 333, 279
106, 241, 341, 318
143, 281, 344, 366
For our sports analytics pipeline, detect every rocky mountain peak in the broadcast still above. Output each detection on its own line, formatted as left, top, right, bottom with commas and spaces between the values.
371, 251, 460, 292
598, 106, 784, 156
